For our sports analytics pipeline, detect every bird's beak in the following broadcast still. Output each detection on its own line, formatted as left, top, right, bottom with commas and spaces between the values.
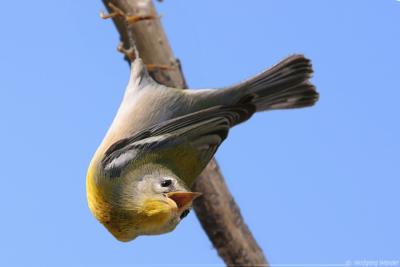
166, 192, 202, 211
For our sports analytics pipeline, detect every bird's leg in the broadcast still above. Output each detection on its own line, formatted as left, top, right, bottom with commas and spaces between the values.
117, 43, 175, 72
100, 2, 160, 24
103, 3, 172, 72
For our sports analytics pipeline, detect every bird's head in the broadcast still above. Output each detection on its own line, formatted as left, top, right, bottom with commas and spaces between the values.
87, 163, 201, 242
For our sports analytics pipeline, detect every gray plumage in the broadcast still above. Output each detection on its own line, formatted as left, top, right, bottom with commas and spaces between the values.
99, 54, 318, 183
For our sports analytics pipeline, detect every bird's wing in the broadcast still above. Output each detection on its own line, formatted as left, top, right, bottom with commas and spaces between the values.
101, 102, 255, 185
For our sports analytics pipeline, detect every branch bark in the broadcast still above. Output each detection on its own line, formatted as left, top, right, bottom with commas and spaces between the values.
101, 1, 268, 266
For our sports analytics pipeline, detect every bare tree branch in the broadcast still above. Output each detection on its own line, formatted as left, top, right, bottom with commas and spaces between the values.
100, 0, 268, 266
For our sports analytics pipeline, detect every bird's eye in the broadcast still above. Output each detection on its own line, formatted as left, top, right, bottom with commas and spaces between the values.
161, 179, 172, 187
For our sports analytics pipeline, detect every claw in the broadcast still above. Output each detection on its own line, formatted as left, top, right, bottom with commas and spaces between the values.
126, 14, 161, 24
99, 11, 116, 19
146, 63, 175, 72
117, 42, 137, 61
117, 43, 175, 71
101, 2, 160, 24
100, 3, 125, 20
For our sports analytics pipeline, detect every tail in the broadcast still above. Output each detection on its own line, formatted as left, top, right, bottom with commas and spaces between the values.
224, 54, 319, 111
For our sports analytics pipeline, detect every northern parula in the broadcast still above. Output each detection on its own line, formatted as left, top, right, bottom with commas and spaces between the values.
87, 55, 319, 241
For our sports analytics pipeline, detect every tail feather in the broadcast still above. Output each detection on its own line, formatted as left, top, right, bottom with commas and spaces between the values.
226, 54, 318, 111
254, 83, 318, 110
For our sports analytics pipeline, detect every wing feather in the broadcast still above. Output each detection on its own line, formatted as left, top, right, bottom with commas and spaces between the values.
101, 102, 255, 180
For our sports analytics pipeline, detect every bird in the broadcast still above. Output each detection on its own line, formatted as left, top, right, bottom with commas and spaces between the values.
86, 54, 319, 242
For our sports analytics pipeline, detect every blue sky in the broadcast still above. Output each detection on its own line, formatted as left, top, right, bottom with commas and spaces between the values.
0, 0, 399, 266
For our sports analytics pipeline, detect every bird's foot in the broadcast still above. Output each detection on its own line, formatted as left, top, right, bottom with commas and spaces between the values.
117, 43, 174, 72
145, 64, 175, 72
117, 43, 137, 61
100, 2, 160, 24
